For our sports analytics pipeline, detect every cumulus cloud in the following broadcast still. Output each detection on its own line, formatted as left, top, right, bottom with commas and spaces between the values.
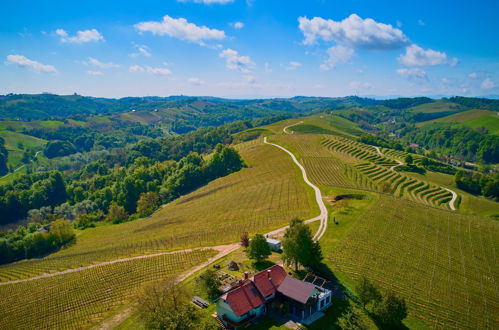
219, 48, 255, 73
177, 0, 234, 3
320, 45, 354, 70
134, 15, 225, 44
298, 14, 409, 50
87, 70, 103, 76
188, 77, 204, 85
231, 22, 244, 29
468, 72, 478, 78
481, 78, 496, 90
398, 44, 458, 66
56, 28, 104, 43
396, 67, 427, 80
129, 65, 171, 76
130, 44, 152, 57
88, 57, 119, 69
5, 54, 57, 73
286, 61, 302, 71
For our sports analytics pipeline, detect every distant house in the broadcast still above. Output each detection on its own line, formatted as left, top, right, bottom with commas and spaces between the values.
265, 238, 281, 251
215, 265, 332, 328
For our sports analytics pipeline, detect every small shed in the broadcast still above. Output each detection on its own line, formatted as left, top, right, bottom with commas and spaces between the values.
266, 238, 281, 251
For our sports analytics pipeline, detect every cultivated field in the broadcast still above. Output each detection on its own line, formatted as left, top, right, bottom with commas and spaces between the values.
0, 139, 317, 281
0, 249, 216, 329
324, 195, 498, 329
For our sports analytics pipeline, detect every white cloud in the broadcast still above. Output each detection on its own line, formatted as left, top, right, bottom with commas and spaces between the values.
5, 54, 57, 73
177, 0, 234, 3
219, 48, 255, 73
130, 44, 152, 57
468, 72, 478, 78
231, 22, 244, 29
264, 62, 272, 73
396, 67, 427, 80
188, 77, 204, 85
87, 70, 103, 76
396, 20, 403, 28
398, 44, 457, 67
134, 15, 225, 44
320, 45, 354, 70
56, 28, 104, 43
481, 78, 496, 90
129, 65, 172, 76
88, 57, 119, 69
286, 61, 302, 71
298, 14, 409, 50
418, 19, 426, 26
349, 81, 374, 90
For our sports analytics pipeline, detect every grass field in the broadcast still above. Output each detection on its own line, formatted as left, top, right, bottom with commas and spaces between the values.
0, 249, 216, 330
0, 130, 46, 168
408, 100, 463, 113
0, 139, 317, 282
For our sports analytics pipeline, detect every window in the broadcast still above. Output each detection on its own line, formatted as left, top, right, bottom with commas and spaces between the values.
326, 296, 330, 304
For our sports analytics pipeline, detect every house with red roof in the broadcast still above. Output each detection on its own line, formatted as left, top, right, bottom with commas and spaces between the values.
215, 265, 332, 328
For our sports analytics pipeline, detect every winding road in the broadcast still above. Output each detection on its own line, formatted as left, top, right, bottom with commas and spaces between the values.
283, 121, 303, 134
264, 136, 328, 241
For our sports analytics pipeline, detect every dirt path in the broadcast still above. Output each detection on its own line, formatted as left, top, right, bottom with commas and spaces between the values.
0, 244, 237, 286
97, 243, 240, 330
264, 136, 328, 241
389, 159, 404, 171
443, 188, 458, 211
283, 121, 303, 134
373, 146, 384, 156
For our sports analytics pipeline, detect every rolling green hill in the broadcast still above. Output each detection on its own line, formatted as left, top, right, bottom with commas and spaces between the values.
417, 109, 499, 134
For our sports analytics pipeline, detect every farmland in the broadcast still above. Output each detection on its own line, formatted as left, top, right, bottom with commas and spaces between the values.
322, 195, 498, 329
417, 109, 499, 135
0, 139, 317, 282
0, 249, 216, 329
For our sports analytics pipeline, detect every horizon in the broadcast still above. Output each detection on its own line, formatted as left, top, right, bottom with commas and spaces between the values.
1, 0, 498, 98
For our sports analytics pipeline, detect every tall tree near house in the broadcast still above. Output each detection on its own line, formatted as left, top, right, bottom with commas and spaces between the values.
240, 232, 250, 248
246, 233, 271, 262
281, 218, 322, 271
356, 277, 381, 308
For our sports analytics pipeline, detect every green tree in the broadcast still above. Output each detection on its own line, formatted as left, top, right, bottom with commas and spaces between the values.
338, 306, 367, 330
48, 219, 75, 245
246, 233, 271, 262
137, 191, 160, 217
356, 277, 381, 308
138, 278, 201, 330
373, 290, 408, 327
199, 269, 221, 299
404, 155, 413, 165
281, 218, 322, 271
106, 204, 129, 224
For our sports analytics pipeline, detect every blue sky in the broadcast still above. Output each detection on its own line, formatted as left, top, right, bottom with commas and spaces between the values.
1, 0, 498, 98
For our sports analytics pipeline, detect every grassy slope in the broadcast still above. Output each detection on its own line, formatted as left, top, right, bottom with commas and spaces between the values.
416, 109, 499, 134
0, 130, 46, 168
408, 100, 463, 113
0, 139, 317, 282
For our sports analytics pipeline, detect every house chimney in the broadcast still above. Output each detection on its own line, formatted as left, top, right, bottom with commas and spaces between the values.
244, 272, 249, 280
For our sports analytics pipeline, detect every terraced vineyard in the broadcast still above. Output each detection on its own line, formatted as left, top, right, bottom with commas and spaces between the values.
0, 249, 216, 329
0, 139, 316, 281
321, 137, 456, 209
326, 196, 498, 329
322, 137, 397, 167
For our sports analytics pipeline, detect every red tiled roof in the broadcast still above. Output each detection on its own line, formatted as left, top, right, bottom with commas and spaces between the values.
224, 280, 265, 317
252, 265, 287, 297
277, 276, 316, 304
